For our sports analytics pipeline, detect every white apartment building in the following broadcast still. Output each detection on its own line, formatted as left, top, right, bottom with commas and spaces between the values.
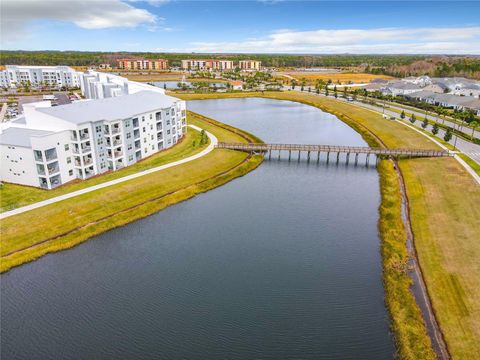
181, 59, 234, 71
0, 91, 187, 189
1, 65, 80, 89
78, 71, 166, 100
238, 60, 261, 71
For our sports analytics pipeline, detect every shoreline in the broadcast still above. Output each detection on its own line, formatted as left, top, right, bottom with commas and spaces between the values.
0, 114, 264, 273
176, 92, 451, 359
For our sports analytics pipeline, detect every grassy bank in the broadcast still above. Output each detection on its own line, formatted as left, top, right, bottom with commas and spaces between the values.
177, 91, 480, 359
0, 113, 263, 272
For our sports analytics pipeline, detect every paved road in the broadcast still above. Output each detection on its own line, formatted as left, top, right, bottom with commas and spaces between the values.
0, 125, 218, 219
287, 87, 480, 165
368, 99, 480, 139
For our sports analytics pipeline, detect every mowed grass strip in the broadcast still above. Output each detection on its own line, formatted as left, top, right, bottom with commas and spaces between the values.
177, 91, 480, 359
1, 113, 263, 272
0, 128, 207, 212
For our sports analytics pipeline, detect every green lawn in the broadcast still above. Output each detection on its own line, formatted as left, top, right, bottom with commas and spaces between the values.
177, 91, 480, 360
0, 112, 263, 272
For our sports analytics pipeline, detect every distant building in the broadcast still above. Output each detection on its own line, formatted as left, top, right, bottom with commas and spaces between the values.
0, 65, 79, 89
181, 59, 234, 71
238, 60, 261, 71
98, 64, 112, 70
78, 71, 166, 100
230, 80, 244, 90
381, 82, 422, 96
117, 59, 169, 70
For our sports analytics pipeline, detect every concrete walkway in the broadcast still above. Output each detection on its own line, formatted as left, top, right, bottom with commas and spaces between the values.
0, 125, 218, 220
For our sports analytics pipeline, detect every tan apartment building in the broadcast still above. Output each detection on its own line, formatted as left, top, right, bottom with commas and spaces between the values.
181, 59, 234, 71
117, 59, 169, 70
238, 60, 261, 71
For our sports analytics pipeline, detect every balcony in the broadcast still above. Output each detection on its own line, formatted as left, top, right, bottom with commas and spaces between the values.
36, 164, 46, 175
79, 132, 89, 141
133, 118, 139, 128
156, 123, 163, 131
45, 148, 58, 162
39, 177, 49, 189
49, 174, 62, 188
81, 146, 92, 153
135, 140, 141, 150
47, 161, 60, 175
83, 157, 93, 166
111, 127, 121, 135
134, 130, 140, 140
34, 150, 43, 162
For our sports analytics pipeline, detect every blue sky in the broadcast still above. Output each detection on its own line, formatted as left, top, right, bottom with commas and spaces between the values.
1, 0, 479, 54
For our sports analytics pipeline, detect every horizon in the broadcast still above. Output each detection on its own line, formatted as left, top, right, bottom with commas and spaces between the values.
1, 0, 479, 54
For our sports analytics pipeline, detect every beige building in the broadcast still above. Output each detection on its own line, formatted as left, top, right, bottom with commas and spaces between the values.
181, 59, 234, 71
238, 60, 261, 71
117, 59, 169, 70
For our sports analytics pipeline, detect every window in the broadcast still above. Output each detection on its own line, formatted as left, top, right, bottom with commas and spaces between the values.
127, 144, 132, 150
167, 130, 171, 135
151, 145, 154, 150
171, 108, 175, 115
150, 125, 153, 130
142, 127, 146, 133
67, 157, 71, 164
166, 120, 170, 125
126, 133, 131, 139
125, 120, 130, 127
144, 138, 147, 143
129, 155, 134, 161
151, 135, 154, 140
96, 126, 102, 133
144, 148, 147, 153
142, 116, 145, 122
149, 114, 152, 120
69, 169, 73, 176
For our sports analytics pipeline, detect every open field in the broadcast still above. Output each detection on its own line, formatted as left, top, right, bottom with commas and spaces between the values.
176, 91, 480, 360
0, 113, 263, 272
123, 72, 184, 81
276, 72, 395, 84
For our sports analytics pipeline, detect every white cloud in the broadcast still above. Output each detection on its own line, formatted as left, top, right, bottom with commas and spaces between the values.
1, 0, 158, 42
187, 27, 480, 54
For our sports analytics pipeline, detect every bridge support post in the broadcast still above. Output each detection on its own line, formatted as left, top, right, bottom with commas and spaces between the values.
355, 153, 359, 166
336, 152, 340, 164
307, 151, 311, 162
278, 150, 281, 160
376, 156, 380, 166
298, 151, 301, 162
288, 150, 291, 161
346, 153, 350, 165
366, 154, 370, 166
269, 150, 271, 160
326, 151, 330, 164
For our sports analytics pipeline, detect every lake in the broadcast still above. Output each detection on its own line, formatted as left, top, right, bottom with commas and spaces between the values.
1, 98, 394, 359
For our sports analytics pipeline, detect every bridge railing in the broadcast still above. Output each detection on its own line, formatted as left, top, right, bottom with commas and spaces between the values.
216, 142, 451, 158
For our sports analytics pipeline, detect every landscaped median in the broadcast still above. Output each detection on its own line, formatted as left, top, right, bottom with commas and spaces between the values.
177, 92, 480, 360
0, 113, 263, 272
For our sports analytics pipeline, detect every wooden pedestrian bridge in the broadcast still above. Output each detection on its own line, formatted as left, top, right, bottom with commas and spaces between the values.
216, 142, 451, 165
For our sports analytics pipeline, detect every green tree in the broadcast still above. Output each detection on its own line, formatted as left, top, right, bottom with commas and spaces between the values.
444, 128, 453, 142
409, 114, 416, 123
432, 123, 439, 135
421, 117, 428, 129
400, 110, 406, 119
470, 120, 478, 140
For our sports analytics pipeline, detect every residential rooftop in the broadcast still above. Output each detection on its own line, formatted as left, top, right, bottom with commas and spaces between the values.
37, 91, 179, 125
0, 127, 55, 148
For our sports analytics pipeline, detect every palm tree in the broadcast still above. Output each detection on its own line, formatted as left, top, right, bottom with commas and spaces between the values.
470, 120, 479, 140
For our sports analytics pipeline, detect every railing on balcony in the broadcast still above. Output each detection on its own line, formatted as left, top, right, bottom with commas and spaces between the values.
81, 146, 92, 153
79, 133, 89, 140
83, 158, 93, 165
111, 128, 121, 135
